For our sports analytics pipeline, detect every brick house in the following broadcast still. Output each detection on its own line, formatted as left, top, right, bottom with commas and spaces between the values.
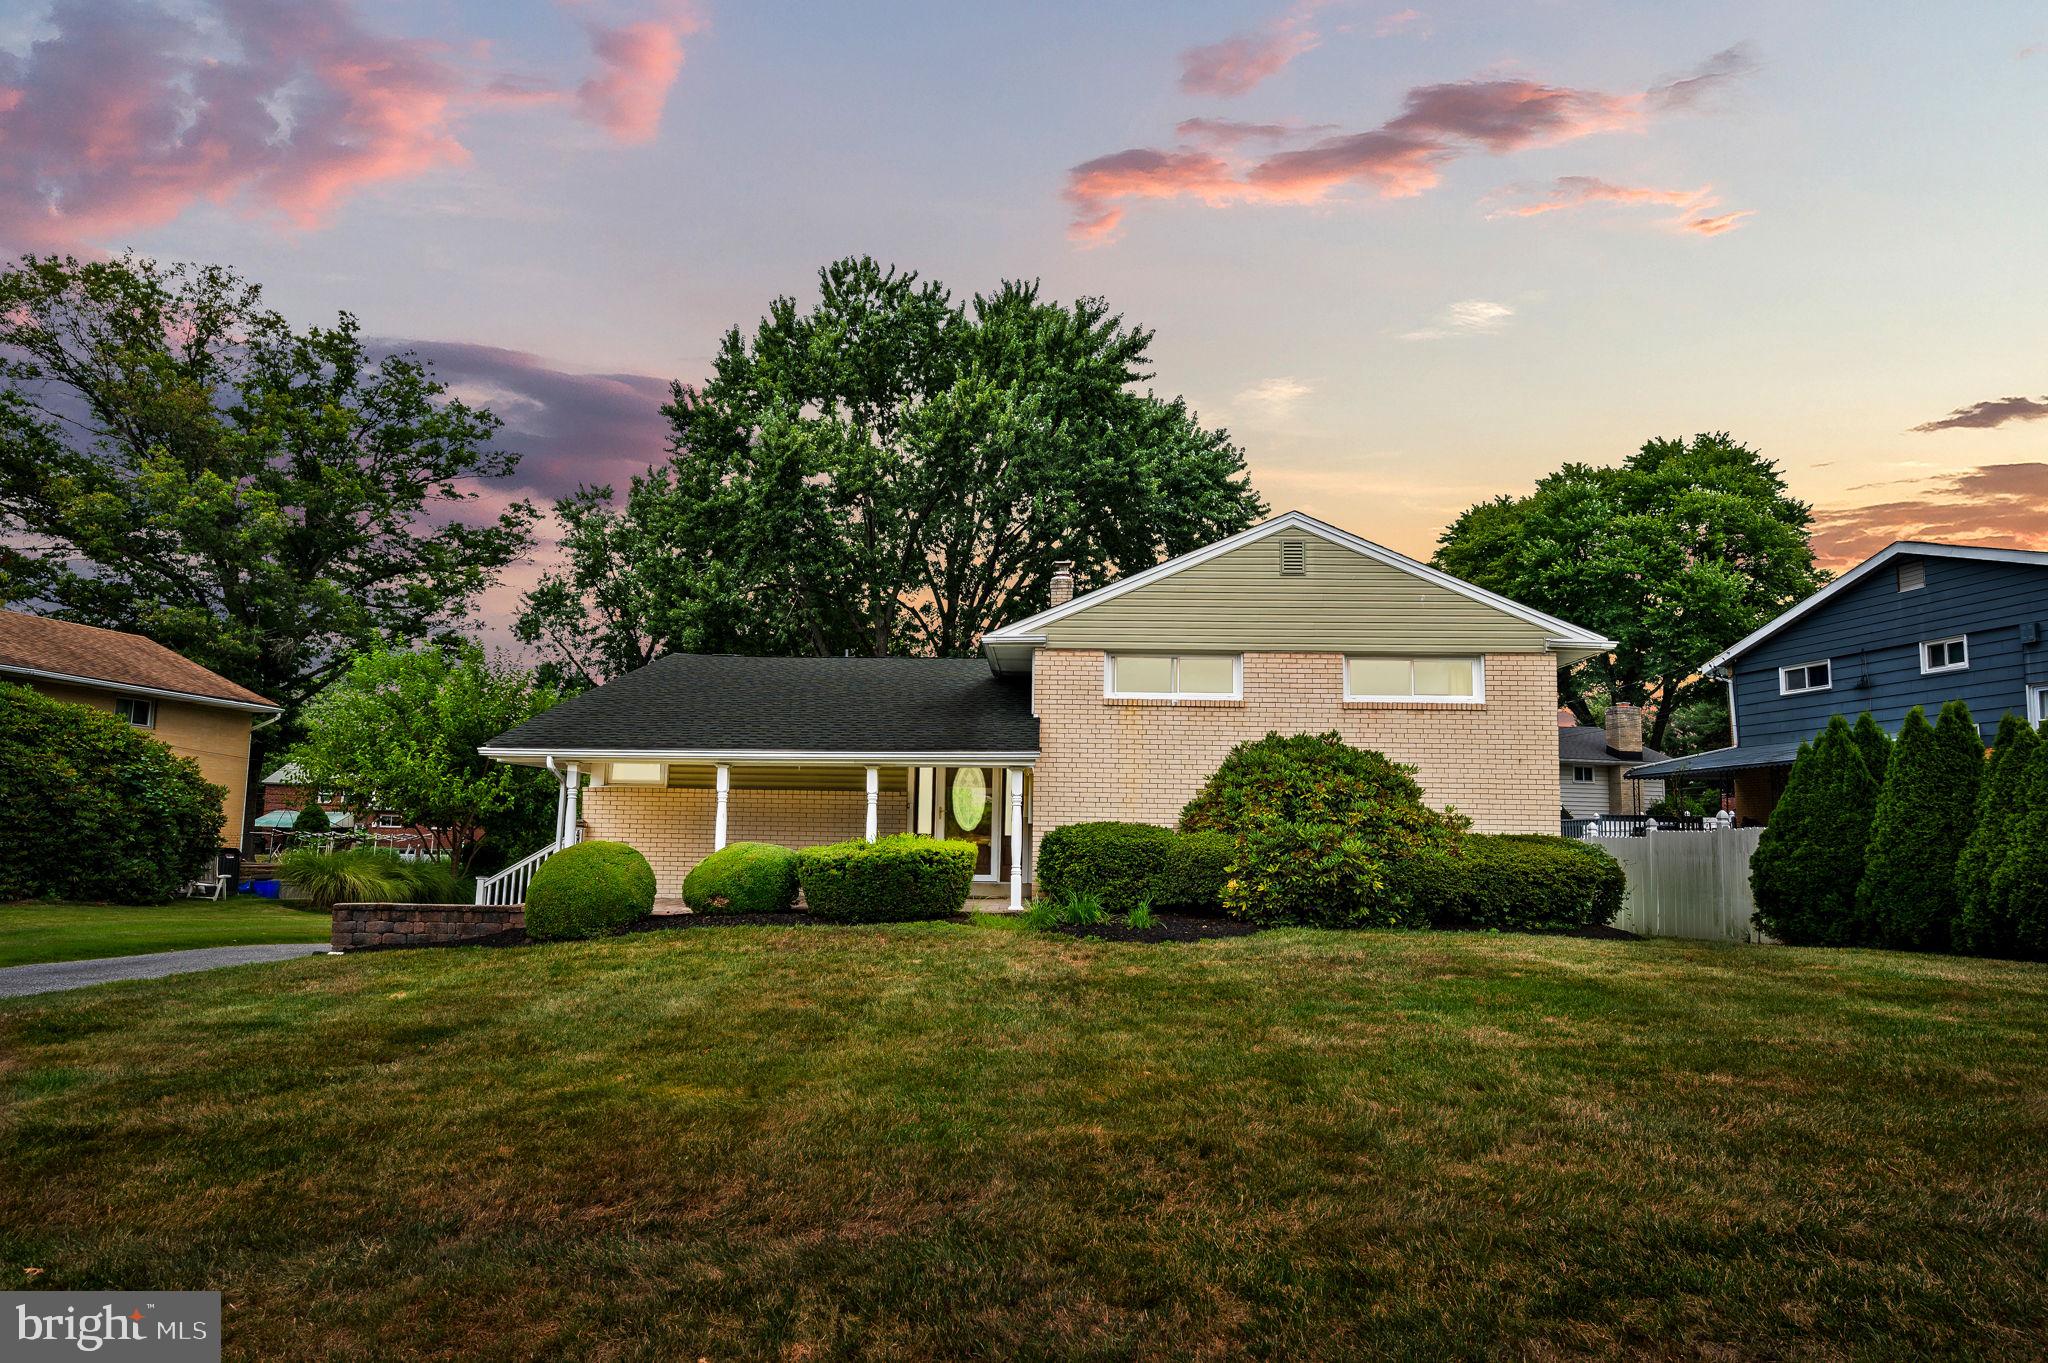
477, 512, 1613, 905
252, 763, 442, 855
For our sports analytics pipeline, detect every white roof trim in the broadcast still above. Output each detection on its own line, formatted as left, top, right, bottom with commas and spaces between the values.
982, 510, 1613, 652
480, 747, 1040, 767
1702, 541, 2048, 673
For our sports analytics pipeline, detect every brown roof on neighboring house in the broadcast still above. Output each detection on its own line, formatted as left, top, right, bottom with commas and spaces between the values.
0, 610, 278, 709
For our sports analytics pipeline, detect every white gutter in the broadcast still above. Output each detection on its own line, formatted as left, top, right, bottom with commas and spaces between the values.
0, 664, 281, 714
483, 747, 1040, 766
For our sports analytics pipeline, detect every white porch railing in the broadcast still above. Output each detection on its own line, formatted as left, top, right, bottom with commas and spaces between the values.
475, 841, 560, 906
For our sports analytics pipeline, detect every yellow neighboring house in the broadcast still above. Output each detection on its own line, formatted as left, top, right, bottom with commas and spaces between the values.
0, 610, 283, 851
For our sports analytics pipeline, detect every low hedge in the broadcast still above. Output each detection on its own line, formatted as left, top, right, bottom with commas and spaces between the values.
1036, 822, 1232, 915
797, 835, 976, 922
683, 841, 800, 914
525, 840, 657, 940
1386, 834, 1624, 931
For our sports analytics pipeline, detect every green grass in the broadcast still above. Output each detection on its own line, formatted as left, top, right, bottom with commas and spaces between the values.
3, 926, 2046, 1359
0, 897, 330, 967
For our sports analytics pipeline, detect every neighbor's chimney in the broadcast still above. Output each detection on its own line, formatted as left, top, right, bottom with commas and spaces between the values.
1049, 560, 1075, 608
1604, 702, 1644, 758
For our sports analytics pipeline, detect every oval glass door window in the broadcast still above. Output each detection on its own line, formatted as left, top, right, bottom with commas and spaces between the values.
950, 767, 989, 831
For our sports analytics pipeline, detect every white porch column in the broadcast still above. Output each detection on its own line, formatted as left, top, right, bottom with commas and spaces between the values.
864, 766, 879, 843
713, 764, 730, 851
1007, 767, 1025, 909
563, 762, 581, 846
553, 768, 568, 845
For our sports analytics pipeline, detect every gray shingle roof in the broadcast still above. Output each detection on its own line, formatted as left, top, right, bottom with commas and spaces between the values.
1558, 726, 1669, 766
484, 654, 1039, 756
1626, 741, 1804, 780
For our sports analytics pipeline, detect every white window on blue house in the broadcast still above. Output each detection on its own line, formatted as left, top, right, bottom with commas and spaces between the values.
1779, 660, 1831, 695
1920, 636, 1968, 674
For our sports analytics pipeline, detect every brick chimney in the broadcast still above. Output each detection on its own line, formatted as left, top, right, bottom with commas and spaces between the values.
1604, 702, 1644, 758
1049, 560, 1075, 608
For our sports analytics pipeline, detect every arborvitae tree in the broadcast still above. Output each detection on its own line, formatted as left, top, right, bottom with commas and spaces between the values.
1751, 717, 1878, 944
1989, 726, 2048, 958
1851, 712, 1894, 790
1858, 703, 1984, 950
1954, 714, 2038, 956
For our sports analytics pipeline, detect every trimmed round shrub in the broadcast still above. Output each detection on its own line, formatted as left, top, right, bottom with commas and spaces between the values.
1036, 822, 1232, 915
525, 840, 656, 940
796, 835, 974, 923
683, 841, 800, 915
1386, 834, 1624, 931
0, 680, 225, 903
292, 800, 332, 834
1181, 730, 1464, 839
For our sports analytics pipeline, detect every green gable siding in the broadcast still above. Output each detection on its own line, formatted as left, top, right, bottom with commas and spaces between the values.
1038, 533, 1551, 653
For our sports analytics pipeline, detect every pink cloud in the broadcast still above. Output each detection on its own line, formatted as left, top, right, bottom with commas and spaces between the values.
1067, 48, 1756, 244
0, 0, 698, 250
1812, 463, 2048, 566
1375, 10, 1428, 39
1178, 0, 1326, 97
1646, 44, 1758, 111
1911, 395, 2048, 432
1487, 176, 1706, 218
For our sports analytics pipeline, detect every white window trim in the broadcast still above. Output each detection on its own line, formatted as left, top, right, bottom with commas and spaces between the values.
1571, 766, 1597, 783
1343, 655, 1486, 704
2031, 685, 2048, 727
1919, 635, 1969, 675
374, 812, 406, 829
1778, 660, 1833, 696
115, 696, 156, 728
1103, 654, 1243, 701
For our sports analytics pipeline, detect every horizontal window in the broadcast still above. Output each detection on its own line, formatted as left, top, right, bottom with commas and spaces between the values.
374, 813, 405, 829
607, 760, 667, 785
1106, 654, 1241, 699
1920, 636, 1968, 674
113, 696, 155, 728
1345, 656, 1481, 702
1779, 660, 1831, 695
1571, 766, 1596, 783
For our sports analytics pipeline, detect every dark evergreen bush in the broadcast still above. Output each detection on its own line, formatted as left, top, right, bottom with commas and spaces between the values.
0, 681, 225, 903
1953, 713, 2037, 956
524, 840, 656, 940
1851, 711, 1894, 790
1750, 718, 1877, 944
682, 841, 800, 914
1858, 703, 1983, 950
1386, 834, 1624, 931
1990, 728, 2048, 957
293, 800, 332, 834
797, 835, 975, 922
1036, 822, 1230, 914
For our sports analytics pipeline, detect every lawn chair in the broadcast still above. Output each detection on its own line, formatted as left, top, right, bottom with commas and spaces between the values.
184, 870, 228, 901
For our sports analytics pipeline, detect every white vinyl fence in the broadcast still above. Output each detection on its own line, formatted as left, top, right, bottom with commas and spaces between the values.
1589, 827, 1771, 943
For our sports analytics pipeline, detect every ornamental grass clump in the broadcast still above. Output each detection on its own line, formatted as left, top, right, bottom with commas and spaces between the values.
1750, 717, 1879, 945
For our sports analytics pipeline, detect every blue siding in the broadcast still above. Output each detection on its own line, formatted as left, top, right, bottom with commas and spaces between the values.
1732, 555, 2048, 747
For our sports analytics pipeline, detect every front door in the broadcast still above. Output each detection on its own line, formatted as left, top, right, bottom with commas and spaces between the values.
946, 766, 997, 877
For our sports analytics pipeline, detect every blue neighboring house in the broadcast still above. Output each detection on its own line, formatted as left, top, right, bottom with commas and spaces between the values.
1629, 541, 2048, 822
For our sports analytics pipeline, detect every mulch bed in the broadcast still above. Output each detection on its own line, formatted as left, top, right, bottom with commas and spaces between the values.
631, 911, 821, 930
1045, 913, 1261, 944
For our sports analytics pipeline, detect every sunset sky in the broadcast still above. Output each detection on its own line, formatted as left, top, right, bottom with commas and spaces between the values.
5, 0, 2045, 636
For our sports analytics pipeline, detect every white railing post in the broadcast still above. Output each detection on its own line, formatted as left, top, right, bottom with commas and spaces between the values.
1007, 767, 1024, 909
714, 764, 730, 851
864, 766, 879, 843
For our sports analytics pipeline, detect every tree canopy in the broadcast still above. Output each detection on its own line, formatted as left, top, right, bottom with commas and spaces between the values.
517, 257, 1266, 684
286, 643, 562, 873
1432, 433, 1823, 752
0, 253, 537, 769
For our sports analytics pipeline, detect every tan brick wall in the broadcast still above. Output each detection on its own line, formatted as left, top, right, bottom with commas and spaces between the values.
578, 785, 909, 895
1031, 649, 1558, 849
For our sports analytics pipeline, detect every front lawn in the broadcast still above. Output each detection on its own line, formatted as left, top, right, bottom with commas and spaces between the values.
3, 927, 2045, 1359
0, 897, 331, 968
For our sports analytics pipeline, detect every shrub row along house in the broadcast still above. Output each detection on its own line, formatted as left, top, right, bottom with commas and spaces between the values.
0, 609, 279, 850
476, 512, 1614, 904
1631, 542, 2048, 821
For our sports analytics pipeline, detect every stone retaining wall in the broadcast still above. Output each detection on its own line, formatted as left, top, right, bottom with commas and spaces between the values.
331, 902, 523, 951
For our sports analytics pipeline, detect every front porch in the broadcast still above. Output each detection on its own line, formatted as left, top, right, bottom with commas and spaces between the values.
554, 758, 1036, 908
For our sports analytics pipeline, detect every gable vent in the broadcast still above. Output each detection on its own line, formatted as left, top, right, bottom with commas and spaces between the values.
1897, 560, 1926, 592
1279, 539, 1307, 576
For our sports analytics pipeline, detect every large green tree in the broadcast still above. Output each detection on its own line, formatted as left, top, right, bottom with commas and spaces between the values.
0, 254, 537, 817
517, 257, 1265, 684
1433, 433, 1823, 752
287, 643, 561, 873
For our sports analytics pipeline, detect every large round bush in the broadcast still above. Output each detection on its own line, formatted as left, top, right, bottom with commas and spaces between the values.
0, 681, 224, 903
796, 835, 974, 923
683, 841, 800, 914
524, 840, 656, 940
